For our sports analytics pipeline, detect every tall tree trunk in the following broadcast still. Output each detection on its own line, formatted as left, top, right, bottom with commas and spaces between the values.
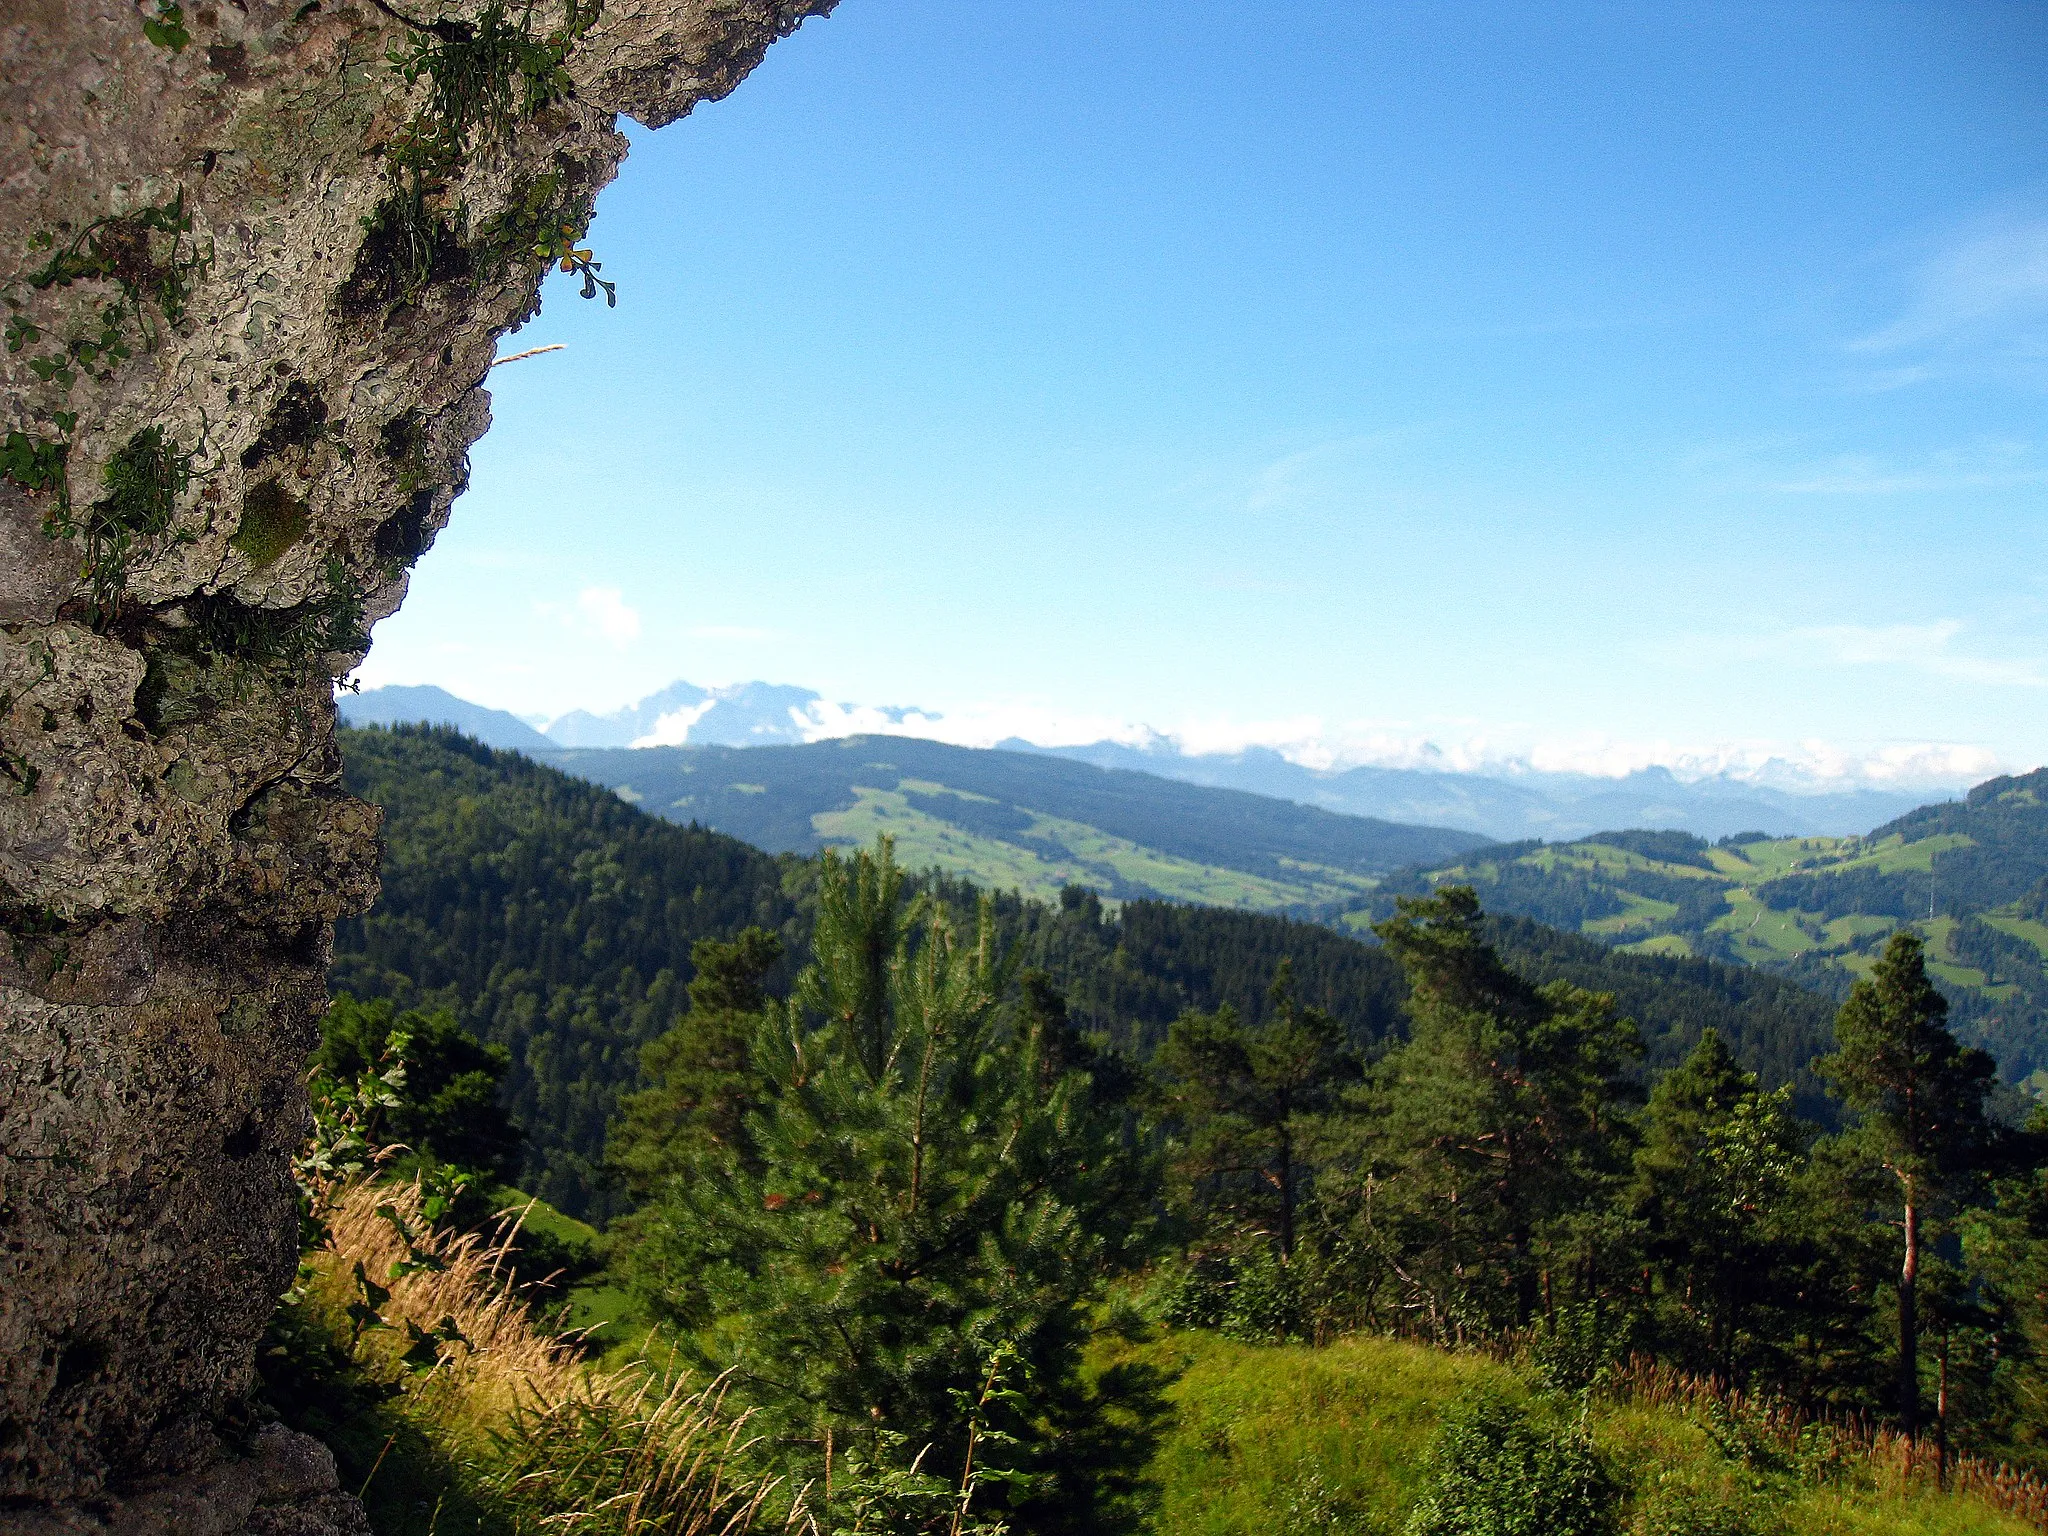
1937, 1329, 1950, 1490
1900, 1181, 1920, 1438
1276, 1124, 1295, 1259
1513, 1225, 1535, 1329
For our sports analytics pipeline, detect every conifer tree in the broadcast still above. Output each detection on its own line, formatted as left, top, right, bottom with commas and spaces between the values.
609, 927, 784, 1201
1156, 959, 1354, 1257
1821, 930, 1997, 1438
1632, 1028, 1805, 1382
1365, 887, 1642, 1333
621, 839, 1159, 1534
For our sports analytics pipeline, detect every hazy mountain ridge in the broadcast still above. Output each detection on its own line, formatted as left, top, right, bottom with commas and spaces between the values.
339, 683, 558, 752
340, 680, 1949, 842
1027, 740, 1935, 841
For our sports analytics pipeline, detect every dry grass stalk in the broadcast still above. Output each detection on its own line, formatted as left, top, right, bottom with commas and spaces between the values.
324, 1178, 583, 1423
320, 1177, 785, 1534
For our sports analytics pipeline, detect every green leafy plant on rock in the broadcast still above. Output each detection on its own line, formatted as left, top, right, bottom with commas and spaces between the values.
3, 189, 214, 608
140, 1, 192, 51
362, 0, 612, 307
39, 424, 211, 621
20, 188, 213, 375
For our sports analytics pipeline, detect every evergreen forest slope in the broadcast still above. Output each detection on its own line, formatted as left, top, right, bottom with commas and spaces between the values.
333, 726, 1839, 1215
332, 727, 805, 1217
1358, 769, 2048, 1082
530, 736, 1491, 910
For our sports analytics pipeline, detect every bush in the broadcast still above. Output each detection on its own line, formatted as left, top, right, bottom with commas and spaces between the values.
1222, 1249, 1304, 1344
1159, 1250, 1235, 1330
1155, 1247, 1309, 1342
1531, 1304, 1625, 1395
1405, 1390, 1620, 1536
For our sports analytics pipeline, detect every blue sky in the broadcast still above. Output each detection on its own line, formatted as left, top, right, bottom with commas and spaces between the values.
360, 0, 2048, 786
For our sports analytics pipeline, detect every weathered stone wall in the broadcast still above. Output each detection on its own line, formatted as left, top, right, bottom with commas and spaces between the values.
0, 0, 831, 1519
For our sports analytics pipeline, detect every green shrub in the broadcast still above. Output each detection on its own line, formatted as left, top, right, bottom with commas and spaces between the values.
1532, 1304, 1626, 1395
1160, 1250, 1235, 1330
1222, 1249, 1304, 1344
1406, 1390, 1620, 1536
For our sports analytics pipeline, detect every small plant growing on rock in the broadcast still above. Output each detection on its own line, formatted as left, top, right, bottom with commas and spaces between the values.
363, 0, 613, 307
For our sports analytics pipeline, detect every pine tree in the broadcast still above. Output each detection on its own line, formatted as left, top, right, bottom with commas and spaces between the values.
608, 927, 783, 1201
1156, 959, 1354, 1258
1632, 1028, 1805, 1383
1821, 930, 1997, 1437
620, 839, 1159, 1534
1364, 887, 1642, 1334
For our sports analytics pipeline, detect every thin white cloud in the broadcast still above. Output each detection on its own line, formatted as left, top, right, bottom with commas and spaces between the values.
1795, 621, 2048, 688
1694, 619, 2048, 690
1245, 430, 1421, 515
1855, 214, 2048, 355
1770, 441, 2043, 496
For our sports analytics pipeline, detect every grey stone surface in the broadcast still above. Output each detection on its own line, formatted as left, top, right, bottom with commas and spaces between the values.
0, 0, 834, 1510
0, 1424, 372, 1535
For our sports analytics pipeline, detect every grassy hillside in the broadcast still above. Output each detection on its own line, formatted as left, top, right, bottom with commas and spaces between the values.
1095, 1329, 2040, 1536
533, 735, 1490, 911
1359, 769, 2048, 1081
280, 1174, 2048, 1536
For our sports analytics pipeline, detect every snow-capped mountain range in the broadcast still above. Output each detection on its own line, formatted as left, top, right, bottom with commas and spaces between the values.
336, 679, 1977, 843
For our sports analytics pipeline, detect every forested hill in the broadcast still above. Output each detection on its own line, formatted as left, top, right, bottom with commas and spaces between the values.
946, 882, 1833, 1106
1360, 766, 2048, 1083
334, 725, 1842, 1218
1770, 766, 2048, 918
530, 735, 1491, 911
333, 727, 804, 1217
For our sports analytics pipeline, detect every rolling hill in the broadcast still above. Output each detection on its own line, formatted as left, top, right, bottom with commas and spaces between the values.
1359, 767, 2048, 1082
527, 735, 1493, 911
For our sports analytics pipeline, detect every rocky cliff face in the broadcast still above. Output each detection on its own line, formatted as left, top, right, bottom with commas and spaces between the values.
0, 0, 831, 1518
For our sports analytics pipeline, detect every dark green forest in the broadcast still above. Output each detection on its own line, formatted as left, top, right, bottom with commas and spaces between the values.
333, 727, 804, 1216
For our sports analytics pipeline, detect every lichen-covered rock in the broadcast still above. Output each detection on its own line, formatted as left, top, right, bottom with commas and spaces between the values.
0, 0, 833, 1512
0, 1422, 373, 1535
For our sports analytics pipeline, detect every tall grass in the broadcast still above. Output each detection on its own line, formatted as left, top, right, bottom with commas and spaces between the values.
1613, 1358, 2048, 1531
1090, 1329, 2047, 1536
302, 1179, 787, 1534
